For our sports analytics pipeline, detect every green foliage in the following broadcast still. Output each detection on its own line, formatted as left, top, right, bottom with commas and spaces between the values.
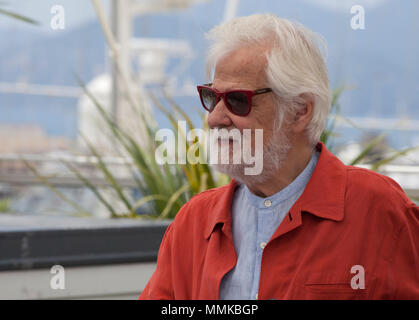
320, 85, 345, 150
0, 198, 11, 213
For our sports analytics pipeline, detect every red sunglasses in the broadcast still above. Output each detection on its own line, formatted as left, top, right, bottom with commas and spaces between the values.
197, 83, 272, 116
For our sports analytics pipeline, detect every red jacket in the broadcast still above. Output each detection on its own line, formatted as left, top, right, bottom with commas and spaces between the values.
139, 142, 419, 299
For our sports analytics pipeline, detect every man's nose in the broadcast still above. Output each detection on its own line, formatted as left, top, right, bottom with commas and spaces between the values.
206, 99, 233, 129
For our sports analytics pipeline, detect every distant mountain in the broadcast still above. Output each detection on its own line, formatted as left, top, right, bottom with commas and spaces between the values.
0, 0, 418, 142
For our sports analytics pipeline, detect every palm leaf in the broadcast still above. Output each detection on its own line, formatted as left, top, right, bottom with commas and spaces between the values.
132, 194, 168, 212
371, 146, 419, 171
160, 184, 190, 219
20, 157, 89, 216
63, 160, 118, 218
349, 133, 387, 166
0, 8, 39, 25
80, 133, 134, 214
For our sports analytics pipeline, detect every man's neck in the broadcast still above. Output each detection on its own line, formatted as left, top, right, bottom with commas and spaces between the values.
246, 143, 314, 198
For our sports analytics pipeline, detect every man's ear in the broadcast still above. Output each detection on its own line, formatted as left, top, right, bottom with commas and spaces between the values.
291, 93, 314, 134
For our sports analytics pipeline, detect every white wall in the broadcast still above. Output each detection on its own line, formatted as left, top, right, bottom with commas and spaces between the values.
0, 262, 156, 300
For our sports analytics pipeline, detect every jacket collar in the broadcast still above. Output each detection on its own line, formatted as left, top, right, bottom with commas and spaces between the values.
204, 142, 346, 239
289, 142, 346, 221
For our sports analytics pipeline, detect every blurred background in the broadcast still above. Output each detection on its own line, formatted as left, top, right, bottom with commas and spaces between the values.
0, 0, 418, 299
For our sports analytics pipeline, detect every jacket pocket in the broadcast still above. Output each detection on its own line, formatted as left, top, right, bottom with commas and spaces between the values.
303, 271, 372, 300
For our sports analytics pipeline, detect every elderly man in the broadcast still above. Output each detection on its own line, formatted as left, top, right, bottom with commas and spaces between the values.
140, 14, 419, 300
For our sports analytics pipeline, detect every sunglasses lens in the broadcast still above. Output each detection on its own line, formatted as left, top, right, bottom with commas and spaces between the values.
200, 88, 218, 112
226, 91, 250, 116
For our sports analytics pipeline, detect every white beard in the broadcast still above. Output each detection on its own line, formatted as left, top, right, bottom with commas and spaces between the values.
211, 127, 291, 185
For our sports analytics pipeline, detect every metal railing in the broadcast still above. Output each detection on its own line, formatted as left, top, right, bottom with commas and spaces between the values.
0, 153, 135, 188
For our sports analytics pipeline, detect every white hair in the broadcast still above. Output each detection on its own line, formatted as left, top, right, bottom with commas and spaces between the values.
205, 14, 331, 146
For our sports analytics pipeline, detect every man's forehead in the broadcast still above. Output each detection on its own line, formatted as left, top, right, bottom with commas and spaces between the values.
216, 46, 268, 70
213, 46, 269, 87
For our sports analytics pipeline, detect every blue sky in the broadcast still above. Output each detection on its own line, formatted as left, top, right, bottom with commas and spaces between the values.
0, 0, 110, 31
1, 0, 393, 31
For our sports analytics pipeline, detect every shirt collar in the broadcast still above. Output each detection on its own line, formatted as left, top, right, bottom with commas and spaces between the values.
204, 142, 346, 239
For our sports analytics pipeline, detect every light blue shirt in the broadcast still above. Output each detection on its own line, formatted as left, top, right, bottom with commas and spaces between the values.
219, 151, 320, 300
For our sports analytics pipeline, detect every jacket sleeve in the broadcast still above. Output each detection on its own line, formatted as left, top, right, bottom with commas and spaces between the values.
390, 204, 419, 299
139, 223, 175, 300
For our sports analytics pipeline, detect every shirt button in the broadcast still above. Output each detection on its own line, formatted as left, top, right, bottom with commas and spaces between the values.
260, 242, 267, 249
264, 200, 272, 207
